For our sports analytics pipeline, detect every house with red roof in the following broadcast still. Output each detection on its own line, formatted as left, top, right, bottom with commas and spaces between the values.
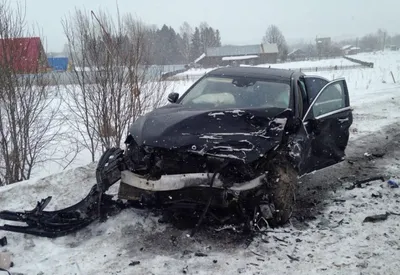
0, 37, 49, 74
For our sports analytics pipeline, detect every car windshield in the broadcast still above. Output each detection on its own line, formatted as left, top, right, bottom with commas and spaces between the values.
179, 76, 290, 109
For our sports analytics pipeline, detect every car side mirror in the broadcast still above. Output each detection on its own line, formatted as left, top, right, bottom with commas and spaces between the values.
168, 92, 179, 103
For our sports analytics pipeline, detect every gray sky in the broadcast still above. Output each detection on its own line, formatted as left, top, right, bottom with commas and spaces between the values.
24, 0, 398, 52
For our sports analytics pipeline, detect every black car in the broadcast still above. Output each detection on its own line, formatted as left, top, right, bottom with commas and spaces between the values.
0, 66, 353, 237
118, 66, 353, 226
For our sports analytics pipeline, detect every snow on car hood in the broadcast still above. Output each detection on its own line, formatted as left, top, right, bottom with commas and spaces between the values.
128, 104, 293, 162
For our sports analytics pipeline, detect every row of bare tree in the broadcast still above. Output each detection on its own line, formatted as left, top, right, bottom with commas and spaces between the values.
0, 1, 171, 185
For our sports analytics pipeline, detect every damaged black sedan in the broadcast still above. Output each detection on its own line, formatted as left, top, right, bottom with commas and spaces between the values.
0, 67, 353, 237
118, 67, 353, 227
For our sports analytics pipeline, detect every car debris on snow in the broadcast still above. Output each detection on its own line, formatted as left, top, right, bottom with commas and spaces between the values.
287, 254, 300, 262
345, 176, 385, 190
0, 236, 6, 247
363, 213, 389, 223
363, 211, 400, 223
128, 261, 140, 266
194, 252, 208, 257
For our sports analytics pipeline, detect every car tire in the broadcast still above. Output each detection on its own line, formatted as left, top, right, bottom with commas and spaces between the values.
268, 161, 297, 226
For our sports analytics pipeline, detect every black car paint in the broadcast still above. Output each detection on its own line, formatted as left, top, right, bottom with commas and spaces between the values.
128, 104, 292, 163
127, 67, 352, 179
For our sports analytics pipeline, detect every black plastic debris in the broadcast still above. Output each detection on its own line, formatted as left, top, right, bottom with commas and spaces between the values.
363, 213, 389, 223
128, 261, 140, 266
194, 252, 208, 257
346, 176, 385, 190
0, 237, 6, 247
287, 255, 300, 262
371, 192, 383, 198
372, 152, 385, 158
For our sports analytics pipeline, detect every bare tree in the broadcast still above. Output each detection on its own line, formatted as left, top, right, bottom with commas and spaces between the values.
180, 22, 193, 64
0, 0, 64, 185
61, 7, 170, 161
359, 33, 380, 51
263, 24, 289, 61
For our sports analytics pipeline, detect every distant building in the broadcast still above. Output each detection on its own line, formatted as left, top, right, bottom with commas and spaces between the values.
195, 44, 279, 68
341, 45, 353, 51
48, 57, 69, 72
341, 45, 361, 55
0, 37, 49, 74
347, 47, 361, 55
288, 49, 307, 61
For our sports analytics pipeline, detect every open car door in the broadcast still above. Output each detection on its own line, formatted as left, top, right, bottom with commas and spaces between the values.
301, 78, 353, 174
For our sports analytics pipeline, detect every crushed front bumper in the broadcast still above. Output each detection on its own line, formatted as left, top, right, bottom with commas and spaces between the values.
120, 170, 266, 192
118, 170, 267, 208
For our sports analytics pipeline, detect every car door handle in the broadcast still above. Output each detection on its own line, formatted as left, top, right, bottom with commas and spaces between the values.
338, 118, 349, 123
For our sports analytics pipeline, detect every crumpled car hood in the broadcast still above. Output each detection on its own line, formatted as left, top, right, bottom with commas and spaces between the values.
128, 104, 292, 162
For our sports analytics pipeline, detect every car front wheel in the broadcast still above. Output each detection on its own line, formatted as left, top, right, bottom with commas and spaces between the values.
267, 160, 297, 226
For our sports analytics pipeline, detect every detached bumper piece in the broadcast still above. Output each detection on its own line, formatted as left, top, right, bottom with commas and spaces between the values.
0, 185, 121, 238
0, 147, 126, 238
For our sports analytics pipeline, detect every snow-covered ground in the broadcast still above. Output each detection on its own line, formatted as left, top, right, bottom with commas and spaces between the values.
1, 51, 400, 274
177, 67, 215, 77
256, 57, 355, 70
176, 56, 358, 79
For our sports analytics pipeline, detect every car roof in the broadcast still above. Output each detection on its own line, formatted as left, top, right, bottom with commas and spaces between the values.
206, 66, 295, 81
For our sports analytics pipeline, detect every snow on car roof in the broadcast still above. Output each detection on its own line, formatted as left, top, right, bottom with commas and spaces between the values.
221, 55, 259, 61
207, 66, 296, 80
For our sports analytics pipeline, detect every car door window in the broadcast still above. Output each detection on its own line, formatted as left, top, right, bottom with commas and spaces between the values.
297, 79, 307, 116
312, 81, 347, 118
304, 76, 329, 104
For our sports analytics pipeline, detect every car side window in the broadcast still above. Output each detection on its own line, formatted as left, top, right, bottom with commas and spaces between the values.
295, 81, 304, 117
304, 77, 329, 104
297, 79, 307, 116
312, 81, 346, 117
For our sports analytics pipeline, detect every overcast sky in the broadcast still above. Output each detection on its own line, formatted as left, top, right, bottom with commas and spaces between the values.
23, 0, 398, 52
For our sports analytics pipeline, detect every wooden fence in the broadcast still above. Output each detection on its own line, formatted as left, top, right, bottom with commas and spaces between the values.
343, 56, 374, 68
